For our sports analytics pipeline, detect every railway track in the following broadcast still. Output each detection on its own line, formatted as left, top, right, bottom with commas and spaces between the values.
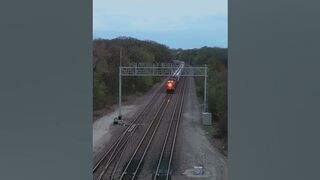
119, 78, 187, 180
119, 94, 172, 180
153, 78, 187, 180
93, 79, 171, 180
93, 76, 187, 180
93, 82, 168, 180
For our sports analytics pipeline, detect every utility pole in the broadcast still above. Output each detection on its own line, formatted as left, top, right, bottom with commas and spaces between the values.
118, 48, 122, 120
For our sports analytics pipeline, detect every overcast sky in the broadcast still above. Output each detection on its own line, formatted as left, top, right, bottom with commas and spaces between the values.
93, 0, 227, 49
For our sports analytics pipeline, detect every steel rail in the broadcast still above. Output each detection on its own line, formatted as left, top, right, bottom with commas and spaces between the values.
153, 78, 185, 179
119, 95, 172, 180
165, 79, 187, 180
97, 125, 138, 180
153, 78, 187, 180
93, 81, 166, 173
94, 94, 170, 180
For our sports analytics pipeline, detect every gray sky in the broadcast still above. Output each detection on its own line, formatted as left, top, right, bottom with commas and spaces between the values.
93, 0, 227, 49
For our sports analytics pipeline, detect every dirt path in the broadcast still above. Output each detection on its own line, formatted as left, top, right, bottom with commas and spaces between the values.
173, 77, 227, 180
93, 104, 139, 157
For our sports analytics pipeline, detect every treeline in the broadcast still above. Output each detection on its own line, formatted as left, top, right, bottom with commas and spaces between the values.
172, 47, 228, 141
93, 37, 172, 110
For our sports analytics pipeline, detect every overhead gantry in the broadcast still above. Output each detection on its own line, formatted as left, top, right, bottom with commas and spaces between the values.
117, 62, 212, 125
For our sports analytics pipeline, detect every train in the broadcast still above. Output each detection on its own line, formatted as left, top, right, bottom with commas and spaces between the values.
165, 60, 185, 93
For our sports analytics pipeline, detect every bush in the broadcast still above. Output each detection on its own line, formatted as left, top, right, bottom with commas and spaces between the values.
93, 73, 108, 110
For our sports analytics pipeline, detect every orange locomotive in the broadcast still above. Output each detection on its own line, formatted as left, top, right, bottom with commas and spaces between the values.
165, 60, 184, 93
165, 78, 176, 93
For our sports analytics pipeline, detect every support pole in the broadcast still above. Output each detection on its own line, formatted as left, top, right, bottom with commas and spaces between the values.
204, 64, 208, 112
118, 49, 122, 120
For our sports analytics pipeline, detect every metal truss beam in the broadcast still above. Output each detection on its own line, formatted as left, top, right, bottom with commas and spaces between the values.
120, 67, 206, 77
117, 64, 209, 121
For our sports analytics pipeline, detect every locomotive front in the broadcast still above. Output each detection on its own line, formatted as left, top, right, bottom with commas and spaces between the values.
165, 61, 184, 94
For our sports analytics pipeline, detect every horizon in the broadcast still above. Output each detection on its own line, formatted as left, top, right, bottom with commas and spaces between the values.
93, 0, 228, 49
93, 36, 228, 50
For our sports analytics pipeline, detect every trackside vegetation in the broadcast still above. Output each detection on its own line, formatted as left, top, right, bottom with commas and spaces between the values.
172, 47, 228, 149
93, 37, 171, 110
